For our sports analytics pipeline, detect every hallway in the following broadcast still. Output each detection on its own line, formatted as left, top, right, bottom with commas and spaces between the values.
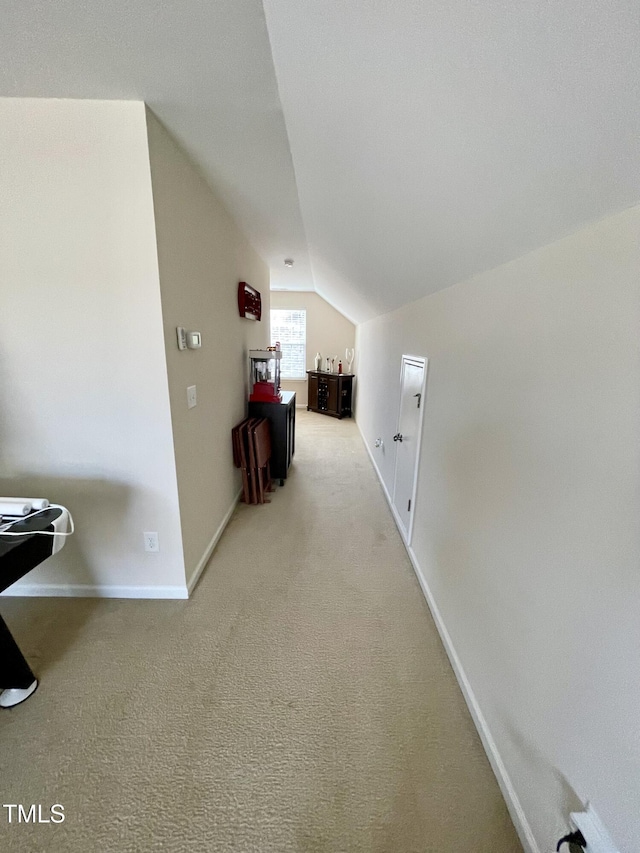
0, 411, 521, 852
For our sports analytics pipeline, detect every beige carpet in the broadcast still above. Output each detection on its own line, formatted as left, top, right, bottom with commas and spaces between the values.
0, 411, 521, 852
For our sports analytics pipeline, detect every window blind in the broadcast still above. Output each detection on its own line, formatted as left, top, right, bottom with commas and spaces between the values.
270, 309, 307, 379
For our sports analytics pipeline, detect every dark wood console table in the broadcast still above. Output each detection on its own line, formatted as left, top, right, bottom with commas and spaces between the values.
306, 372, 354, 419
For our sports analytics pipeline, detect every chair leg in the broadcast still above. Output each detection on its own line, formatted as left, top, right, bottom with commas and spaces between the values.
0, 615, 38, 708
265, 461, 275, 493
240, 466, 251, 503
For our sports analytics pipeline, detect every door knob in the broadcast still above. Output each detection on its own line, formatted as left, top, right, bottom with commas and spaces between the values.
393, 433, 403, 442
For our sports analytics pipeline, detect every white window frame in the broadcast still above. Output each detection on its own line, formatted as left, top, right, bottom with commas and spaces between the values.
270, 309, 307, 380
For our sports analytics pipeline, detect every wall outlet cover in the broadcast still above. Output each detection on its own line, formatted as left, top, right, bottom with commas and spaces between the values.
570, 805, 620, 853
144, 532, 159, 553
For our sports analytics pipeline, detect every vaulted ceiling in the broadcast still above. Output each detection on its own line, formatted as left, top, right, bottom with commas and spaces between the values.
2, 1, 638, 322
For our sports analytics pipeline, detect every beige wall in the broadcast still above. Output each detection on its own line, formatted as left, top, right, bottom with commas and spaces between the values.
270, 290, 355, 406
0, 99, 186, 596
356, 206, 640, 853
146, 110, 270, 586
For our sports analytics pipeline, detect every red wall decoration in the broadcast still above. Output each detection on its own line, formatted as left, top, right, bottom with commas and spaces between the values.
238, 281, 262, 321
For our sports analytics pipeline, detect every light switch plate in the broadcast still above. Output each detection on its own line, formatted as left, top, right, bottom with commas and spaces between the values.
187, 385, 197, 409
176, 327, 187, 350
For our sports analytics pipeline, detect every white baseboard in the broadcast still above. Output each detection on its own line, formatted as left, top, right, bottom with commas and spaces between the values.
405, 544, 540, 853
358, 428, 405, 533
1, 583, 189, 600
356, 419, 540, 853
2, 489, 243, 602
186, 488, 242, 595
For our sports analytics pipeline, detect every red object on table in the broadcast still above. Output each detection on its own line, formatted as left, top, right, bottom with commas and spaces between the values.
249, 381, 282, 404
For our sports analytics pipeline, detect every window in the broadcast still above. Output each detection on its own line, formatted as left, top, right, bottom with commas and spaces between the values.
270, 309, 306, 379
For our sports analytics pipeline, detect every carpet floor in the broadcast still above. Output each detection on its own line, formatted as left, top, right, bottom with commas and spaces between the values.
0, 411, 521, 852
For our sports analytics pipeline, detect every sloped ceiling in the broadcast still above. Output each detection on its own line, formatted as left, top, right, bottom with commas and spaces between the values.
0, 1, 314, 295
263, 0, 640, 321
1, 1, 639, 323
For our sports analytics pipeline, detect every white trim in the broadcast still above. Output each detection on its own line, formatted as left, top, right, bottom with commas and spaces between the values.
391, 355, 428, 546
269, 287, 316, 292
405, 545, 539, 853
1, 584, 189, 600
359, 427, 407, 541
357, 419, 540, 853
187, 487, 243, 595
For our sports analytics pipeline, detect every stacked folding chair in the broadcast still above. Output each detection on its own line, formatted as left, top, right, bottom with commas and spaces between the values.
231, 417, 275, 504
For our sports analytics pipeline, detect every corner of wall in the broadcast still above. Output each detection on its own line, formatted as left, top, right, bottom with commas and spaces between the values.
145, 113, 270, 588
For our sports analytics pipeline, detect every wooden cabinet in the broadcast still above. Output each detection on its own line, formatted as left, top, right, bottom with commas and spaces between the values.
306, 372, 354, 419
308, 373, 318, 412
248, 391, 296, 485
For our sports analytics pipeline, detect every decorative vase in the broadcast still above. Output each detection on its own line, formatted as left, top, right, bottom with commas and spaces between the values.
345, 347, 355, 373
314, 352, 321, 371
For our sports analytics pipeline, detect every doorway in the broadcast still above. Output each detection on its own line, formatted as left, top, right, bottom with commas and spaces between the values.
392, 355, 427, 544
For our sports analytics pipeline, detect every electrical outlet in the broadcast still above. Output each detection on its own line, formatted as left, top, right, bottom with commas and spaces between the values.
187, 385, 197, 409
570, 805, 620, 853
144, 532, 159, 553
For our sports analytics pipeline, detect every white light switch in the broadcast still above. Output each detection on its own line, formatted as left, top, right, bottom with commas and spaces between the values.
187, 385, 197, 409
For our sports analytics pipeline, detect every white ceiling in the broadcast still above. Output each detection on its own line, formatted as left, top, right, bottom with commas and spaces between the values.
2, 0, 639, 323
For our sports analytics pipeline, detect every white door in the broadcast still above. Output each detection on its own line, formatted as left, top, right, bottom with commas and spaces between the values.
392, 356, 427, 543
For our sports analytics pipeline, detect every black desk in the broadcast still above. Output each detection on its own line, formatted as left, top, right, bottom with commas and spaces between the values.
1, 508, 62, 691
248, 391, 296, 485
